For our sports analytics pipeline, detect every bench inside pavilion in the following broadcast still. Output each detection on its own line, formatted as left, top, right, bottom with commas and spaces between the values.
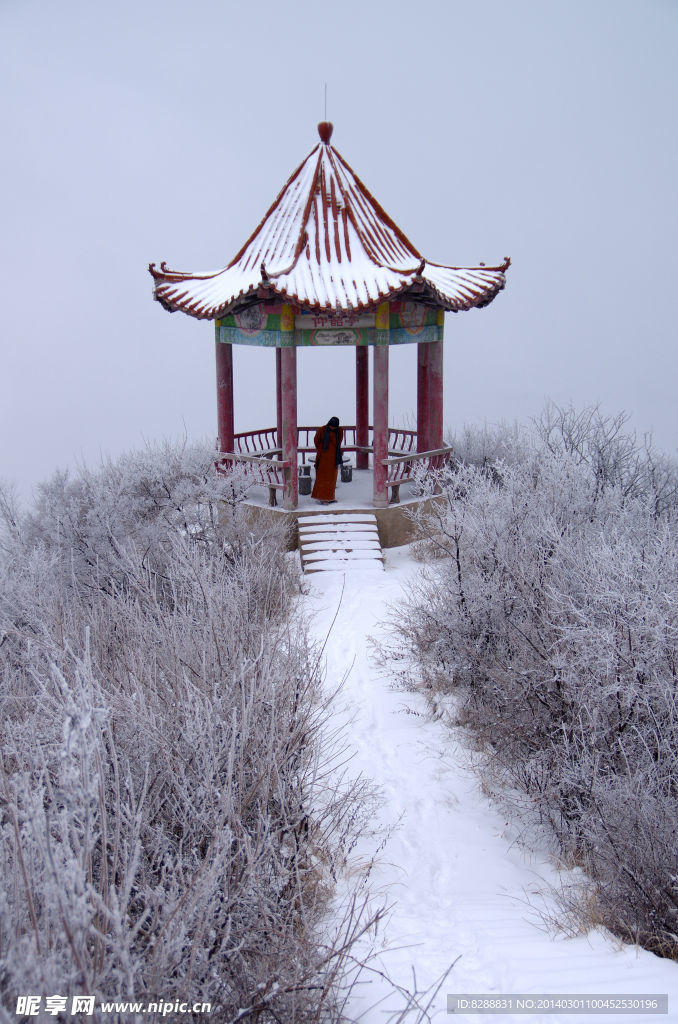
149, 122, 509, 511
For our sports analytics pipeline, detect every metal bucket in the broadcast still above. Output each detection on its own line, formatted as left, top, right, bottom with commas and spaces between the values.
340, 464, 353, 483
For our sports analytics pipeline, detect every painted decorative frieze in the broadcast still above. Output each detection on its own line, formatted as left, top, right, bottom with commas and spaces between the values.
215, 300, 443, 347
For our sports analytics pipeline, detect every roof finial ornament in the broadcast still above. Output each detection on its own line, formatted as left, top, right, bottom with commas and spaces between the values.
318, 121, 333, 144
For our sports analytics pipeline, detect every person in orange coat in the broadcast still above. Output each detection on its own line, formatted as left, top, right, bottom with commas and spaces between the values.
311, 416, 343, 503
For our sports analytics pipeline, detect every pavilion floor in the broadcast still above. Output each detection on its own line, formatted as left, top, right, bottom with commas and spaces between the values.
242, 465, 418, 511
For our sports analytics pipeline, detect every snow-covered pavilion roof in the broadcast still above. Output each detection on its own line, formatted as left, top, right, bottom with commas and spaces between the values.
149, 123, 510, 319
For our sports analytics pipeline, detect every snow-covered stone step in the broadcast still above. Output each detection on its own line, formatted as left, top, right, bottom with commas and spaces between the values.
299, 522, 378, 534
302, 540, 381, 553
304, 558, 384, 574
298, 513, 377, 526
301, 532, 378, 548
303, 549, 382, 562
298, 511, 383, 573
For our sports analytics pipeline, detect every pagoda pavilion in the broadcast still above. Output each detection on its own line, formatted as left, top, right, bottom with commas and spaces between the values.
149, 123, 509, 511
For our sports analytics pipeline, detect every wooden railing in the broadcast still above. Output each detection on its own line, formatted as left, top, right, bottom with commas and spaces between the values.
233, 427, 279, 456
296, 426, 418, 461
216, 427, 452, 505
382, 446, 455, 502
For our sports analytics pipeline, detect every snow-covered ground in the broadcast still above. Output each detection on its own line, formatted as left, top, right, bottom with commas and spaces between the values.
302, 547, 678, 1023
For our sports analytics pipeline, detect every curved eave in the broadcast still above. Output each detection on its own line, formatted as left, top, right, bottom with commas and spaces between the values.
421, 257, 511, 312
151, 275, 412, 319
149, 257, 510, 320
148, 130, 511, 320
150, 261, 259, 320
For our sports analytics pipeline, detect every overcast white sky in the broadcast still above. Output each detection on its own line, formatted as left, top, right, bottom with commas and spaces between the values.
1, 0, 676, 498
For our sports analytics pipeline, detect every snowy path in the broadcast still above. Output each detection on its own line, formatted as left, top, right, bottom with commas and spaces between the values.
302, 547, 678, 1023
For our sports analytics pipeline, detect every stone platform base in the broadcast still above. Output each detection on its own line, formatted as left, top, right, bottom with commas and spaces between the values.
238, 494, 445, 551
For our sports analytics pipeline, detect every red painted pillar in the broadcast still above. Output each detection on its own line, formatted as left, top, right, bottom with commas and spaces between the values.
417, 342, 430, 453
216, 337, 234, 454
355, 345, 369, 470
276, 347, 283, 455
428, 338, 444, 451
280, 304, 298, 510
372, 303, 390, 507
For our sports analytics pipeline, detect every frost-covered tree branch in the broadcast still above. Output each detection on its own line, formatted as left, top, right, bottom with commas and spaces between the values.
393, 407, 678, 958
0, 440, 376, 1022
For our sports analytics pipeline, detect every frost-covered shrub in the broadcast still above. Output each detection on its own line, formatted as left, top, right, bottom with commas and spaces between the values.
396, 410, 678, 957
533, 400, 678, 515
0, 442, 369, 1022
446, 419, 524, 471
